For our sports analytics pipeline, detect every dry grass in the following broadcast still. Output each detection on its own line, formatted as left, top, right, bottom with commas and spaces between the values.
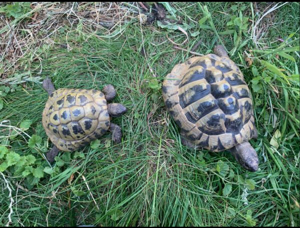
0, 2, 138, 81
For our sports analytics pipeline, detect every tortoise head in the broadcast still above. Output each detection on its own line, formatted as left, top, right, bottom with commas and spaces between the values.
213, 45, 229, 58
43, 77, 56, 96
230, 142, 259, 172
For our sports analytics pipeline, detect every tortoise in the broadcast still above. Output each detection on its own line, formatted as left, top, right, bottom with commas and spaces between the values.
42, 77, 127, 163
162, 45, 259, 172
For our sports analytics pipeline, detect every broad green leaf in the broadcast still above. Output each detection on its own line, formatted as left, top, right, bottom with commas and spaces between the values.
90, 139, 100, 149
0, 145, 9, 158
6, 151, 21, 166
22, 166, 33, 177
148, 79, 161, 90
228, 169, 235, 178
74, 151, 85, 159
216, 160, 229, 177
234, 17, 241, 26
0, 7, 6, 13
26, 176, 40, 188
14, 165, 25, 176
222, 183, 232, 196
43, 167, 54, 175
0, 161, 8, 172
26, 155, 36, 165
32, 167, 44, 178
270, 129, 281, 149
245, 179, 256, 190
235, 175, 245, 184
246, 209, 257, 226
28, 135, 42, 148
0, 86, 10, 96
55, 157, 65, 167
251, 66, 259, 77
61, 152, 71, 162
15, 156, 26, 167
264, 76, 272, 83
230, 5, 238, 11
20, 119, 32, 130
105, 139, 111, 148
22, 169, 31, 177
71, 186, 85, 197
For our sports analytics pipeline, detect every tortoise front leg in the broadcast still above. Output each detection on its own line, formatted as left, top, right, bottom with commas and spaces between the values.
180, 132, 198, 149
102, 84, 116, 101
107, 102, 126, 143
43, 77, 56, 95
46, 145, 60, 163
107, 103, 127, 117
109, 123, 122, 143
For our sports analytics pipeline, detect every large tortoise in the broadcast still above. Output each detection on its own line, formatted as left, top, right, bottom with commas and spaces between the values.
42, 78, 127, 162
162, 45, 259, 172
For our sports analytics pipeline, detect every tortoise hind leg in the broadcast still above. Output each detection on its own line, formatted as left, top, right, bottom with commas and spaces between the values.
252, 126, 258, 139
109, 123, 122, 143
46, 145, 60, 163
180, 132, 198, 149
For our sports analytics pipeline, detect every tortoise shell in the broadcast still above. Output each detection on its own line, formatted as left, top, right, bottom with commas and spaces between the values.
162, 54, 257, 152
42, 88, 110, 151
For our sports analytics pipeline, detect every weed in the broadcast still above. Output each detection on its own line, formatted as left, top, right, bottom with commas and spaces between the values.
0, 2, 299, 227
0, 2, 32, 19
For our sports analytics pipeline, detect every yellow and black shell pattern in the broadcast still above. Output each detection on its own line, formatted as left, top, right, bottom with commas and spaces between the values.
162, 54, 257, 152
42, 88, 110, 152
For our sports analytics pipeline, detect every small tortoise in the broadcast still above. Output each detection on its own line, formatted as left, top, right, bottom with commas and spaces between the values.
162, 45, 259, 172
42, 78, 127, 162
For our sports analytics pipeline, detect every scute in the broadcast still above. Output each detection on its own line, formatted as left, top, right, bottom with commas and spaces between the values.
42, 88, 110, 152
163, 54, 256, 152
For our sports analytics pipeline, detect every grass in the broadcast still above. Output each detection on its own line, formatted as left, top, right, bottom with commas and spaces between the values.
0, 2, 299, 227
